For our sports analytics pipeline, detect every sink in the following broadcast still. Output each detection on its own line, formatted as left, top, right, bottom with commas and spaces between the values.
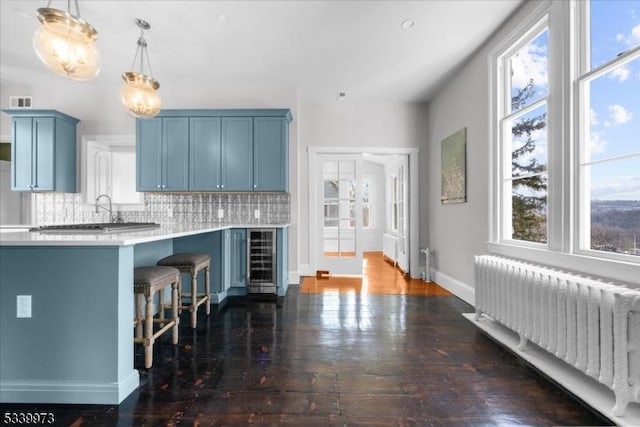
30, 222, 161, 234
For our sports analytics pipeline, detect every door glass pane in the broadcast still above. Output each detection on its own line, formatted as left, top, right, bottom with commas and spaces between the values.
510, 29, 548, 113
323, 159, 356, 258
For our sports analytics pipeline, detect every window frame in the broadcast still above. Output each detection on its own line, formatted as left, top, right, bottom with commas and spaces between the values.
488, 0, 639, 284
493, 8, 553, 250
574, 0, 640, 261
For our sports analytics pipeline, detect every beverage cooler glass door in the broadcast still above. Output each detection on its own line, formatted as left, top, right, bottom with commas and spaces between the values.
247, 229, 276, 294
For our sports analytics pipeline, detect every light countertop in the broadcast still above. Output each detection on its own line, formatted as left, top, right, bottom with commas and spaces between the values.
0, 222, 289, 247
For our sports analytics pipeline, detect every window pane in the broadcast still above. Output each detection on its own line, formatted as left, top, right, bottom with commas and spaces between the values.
587, 57, 640, 162
590, 0, 640, 69
512, 176, 548, 243
324, 180, 338, 198
511, 104, 547, 178
510, 29, 548, 113
588, 156, 640, 256
362, 204, 370, 228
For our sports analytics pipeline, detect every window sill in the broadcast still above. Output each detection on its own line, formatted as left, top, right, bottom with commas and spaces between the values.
486, 242, 639, 287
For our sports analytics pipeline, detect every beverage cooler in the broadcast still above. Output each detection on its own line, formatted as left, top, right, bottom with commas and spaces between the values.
247, 229, 276, 295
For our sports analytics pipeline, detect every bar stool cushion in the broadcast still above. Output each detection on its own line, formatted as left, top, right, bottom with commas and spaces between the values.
157, 252, 210, 268
134, 266, 181, 293
157, 252, 211, 328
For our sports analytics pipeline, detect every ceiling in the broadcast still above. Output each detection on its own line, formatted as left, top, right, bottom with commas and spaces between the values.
0, 0, 522, 106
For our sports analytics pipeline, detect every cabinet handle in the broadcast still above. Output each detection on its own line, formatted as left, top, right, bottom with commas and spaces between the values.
254, 184, 257, 188
162, 184, 166, 189
221, 185, 224, 189
216, 185, 220, 189
157, 184, 161, 189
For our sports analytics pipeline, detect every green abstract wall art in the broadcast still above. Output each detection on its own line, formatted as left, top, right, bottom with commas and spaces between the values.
441, 127, 466, 204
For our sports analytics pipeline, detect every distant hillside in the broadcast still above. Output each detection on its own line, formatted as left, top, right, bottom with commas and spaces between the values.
591, 200, 640, 255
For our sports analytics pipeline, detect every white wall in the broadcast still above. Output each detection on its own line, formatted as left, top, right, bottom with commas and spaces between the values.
297, 101, 428, 276
423, 2, 530, 302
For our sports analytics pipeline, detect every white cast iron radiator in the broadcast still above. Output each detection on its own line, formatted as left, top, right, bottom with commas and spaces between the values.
474, 255, 640, 417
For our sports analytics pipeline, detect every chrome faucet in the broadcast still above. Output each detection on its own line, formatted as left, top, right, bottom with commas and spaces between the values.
95, 194, 115, 222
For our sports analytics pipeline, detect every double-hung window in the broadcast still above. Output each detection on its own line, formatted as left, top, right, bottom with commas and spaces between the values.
490, 0, 639, 281
577, 0, 640, 259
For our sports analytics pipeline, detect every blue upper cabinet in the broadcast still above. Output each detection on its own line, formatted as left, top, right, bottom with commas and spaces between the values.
254, 117, 288, 192
190, 117, 221, 191
221, 117, 253, 191
137, 117, 189, 191
163, 118, 189, 191
3, 110, 78, 192
137, 118, 162, 191
137, 109, 291, 192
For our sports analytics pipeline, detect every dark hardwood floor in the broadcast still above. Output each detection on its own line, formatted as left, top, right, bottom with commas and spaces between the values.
0, 254, 612, 426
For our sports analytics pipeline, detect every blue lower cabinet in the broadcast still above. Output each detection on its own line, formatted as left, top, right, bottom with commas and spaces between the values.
230, 229, 247, 288
277, 227, 289, 297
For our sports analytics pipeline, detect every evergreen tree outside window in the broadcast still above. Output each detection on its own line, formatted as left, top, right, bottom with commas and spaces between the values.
499, 22, 549, 244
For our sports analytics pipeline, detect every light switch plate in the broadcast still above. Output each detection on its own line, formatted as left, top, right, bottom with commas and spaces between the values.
254, 209, 260, 220
218, 209, 224, 219
17, 295, 31, 318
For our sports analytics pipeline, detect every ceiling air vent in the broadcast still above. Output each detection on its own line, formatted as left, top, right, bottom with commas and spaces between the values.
9, 96, 32, 109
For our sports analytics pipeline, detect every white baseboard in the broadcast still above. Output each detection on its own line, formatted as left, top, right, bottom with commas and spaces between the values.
432, 269, 475, 306
298, 263, 313, 277
288, 271, 300, 285
0, 371, 139, 405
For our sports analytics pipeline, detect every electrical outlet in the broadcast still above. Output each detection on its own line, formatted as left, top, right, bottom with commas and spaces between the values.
17, 295, 31, 318
217, 208, 224, 219
167, 207, 173, 218
254, 209, 260, 220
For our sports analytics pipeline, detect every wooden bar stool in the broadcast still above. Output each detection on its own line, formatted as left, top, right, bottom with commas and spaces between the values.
157, 253, 211, 328
133, 266, 181, 369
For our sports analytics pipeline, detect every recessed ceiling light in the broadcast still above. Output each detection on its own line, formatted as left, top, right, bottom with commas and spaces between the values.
337, 91, 347, 101
401, 19, 415, 29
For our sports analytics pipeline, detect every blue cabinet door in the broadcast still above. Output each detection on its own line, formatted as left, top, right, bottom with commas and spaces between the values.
136, 119, 162, 191
11, 118, 33, 191
221, 117, 253, 191
162, 117, 189, 191
33, 117, 55, 191
5, 110, 78, 192
190, 117, 221, 191
137, 117, 189, 191
254, 117, 288, 192
230, 229, 247, 287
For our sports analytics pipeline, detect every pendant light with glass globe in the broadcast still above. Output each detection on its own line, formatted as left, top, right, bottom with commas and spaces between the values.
121, 19, 162, 119
33, 0, 100, 81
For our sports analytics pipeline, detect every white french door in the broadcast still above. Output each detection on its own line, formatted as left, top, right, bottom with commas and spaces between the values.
316, 155, 363, 276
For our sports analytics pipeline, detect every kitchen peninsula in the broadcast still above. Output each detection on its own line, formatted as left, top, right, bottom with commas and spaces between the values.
0, 222, 289, 405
